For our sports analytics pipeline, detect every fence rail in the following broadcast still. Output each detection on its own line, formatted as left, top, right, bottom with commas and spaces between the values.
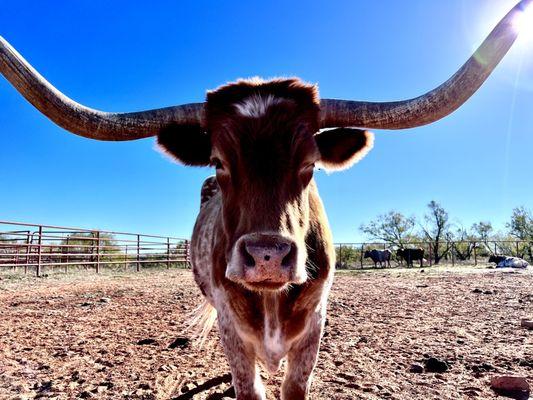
335, 240, 532, 269
0, 221, 190, 276
2, 220, 531, 274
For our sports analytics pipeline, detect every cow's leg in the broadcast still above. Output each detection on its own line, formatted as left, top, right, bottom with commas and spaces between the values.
217, 311, 265, 400
281, 314, 323, 400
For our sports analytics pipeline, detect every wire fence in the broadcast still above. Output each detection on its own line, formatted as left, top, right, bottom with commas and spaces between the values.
335, 240, 532, 269
0, 221, 190, 276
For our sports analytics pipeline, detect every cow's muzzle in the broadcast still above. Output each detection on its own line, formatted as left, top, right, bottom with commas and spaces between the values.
226, 233, 303, 290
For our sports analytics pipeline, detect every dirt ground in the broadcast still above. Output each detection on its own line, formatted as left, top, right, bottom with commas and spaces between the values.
0, 267, 531, 400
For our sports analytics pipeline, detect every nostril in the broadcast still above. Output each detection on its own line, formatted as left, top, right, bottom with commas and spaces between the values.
281, 243, 296, 268
264, 255, 271, 261
278, 242, 290, 255
241, 241, 256, 268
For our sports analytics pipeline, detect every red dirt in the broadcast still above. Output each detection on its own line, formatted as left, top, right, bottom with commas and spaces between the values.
0, 268, 531, 399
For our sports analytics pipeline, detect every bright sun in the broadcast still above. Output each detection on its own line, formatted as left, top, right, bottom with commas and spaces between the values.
513, 4, 533, 42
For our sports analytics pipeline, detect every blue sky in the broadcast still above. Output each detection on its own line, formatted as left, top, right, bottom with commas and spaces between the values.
1, 0, 532, 242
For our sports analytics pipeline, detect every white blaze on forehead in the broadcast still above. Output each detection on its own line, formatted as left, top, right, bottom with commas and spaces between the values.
234, 94, 285, 118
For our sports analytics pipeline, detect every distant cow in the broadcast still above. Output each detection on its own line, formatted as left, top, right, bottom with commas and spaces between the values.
489, 255, 529, 269
397, 248, 425, 267
364, 249, 392, 268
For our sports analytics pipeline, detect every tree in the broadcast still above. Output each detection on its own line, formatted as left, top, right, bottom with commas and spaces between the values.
60, 232, 119, 266
472, 221, 493, 241
507, 207, 533, 260
471, 221, 495, 255
360, 211, 416, 247
420, 201, 452, 264
335, 245, 360, 268
452, 225, 476, 261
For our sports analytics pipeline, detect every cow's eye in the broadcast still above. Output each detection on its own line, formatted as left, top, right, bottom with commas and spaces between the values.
210, 158, 224, 170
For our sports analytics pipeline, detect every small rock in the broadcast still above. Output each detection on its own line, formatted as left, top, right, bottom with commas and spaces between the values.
483, 290, 494, 295
471, 363, 495, 373
520, 319, 533, 329
490, 376, 530, 393
181, 383, 195, 393
409, 363, 424, 373
517, 359, 533, 368
168, 337, 190, 349
362, 385, 374, 392
99, 297, 111, 303
80, 302, 93, 307
424, 357, 449, 373
472, 288, 483, 293
137, 338, 158, 346
158, 364, 178, 372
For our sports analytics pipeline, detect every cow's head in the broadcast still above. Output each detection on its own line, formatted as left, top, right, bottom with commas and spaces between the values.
0, 0, 526, 286
158, 78, 373, 290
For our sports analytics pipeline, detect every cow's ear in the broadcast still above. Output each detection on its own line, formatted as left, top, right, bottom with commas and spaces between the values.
315, 128, 374, 171
157, 123, 211, 166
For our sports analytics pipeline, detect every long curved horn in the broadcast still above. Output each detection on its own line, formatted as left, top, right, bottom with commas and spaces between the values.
0, 36, 204, 141
320, 0, 532, 129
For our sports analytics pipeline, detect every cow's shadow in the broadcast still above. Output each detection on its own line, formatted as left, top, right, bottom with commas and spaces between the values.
171, 373, 234, 399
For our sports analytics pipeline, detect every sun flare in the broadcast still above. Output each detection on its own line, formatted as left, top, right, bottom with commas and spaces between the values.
513, 3, 533, 42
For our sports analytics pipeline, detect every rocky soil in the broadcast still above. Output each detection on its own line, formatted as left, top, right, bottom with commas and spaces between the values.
0, 268, 531, 399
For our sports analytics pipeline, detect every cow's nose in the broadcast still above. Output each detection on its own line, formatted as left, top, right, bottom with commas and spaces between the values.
243, 240, 292, 268
237, 234, 297, 284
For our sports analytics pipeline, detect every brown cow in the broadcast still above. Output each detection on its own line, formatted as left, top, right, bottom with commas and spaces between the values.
158, 79, 372, 399
0, 2, 528, 398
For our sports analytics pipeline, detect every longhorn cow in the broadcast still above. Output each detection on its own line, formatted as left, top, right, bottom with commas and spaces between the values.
0, 2, 529, 398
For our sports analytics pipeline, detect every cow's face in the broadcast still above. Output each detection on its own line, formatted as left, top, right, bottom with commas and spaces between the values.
158, 78, 373, 291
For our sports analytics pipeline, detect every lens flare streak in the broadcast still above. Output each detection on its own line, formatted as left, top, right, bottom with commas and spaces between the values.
513, 3, 533, 41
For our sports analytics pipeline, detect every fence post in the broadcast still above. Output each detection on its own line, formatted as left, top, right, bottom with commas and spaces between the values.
96, 231, 101, 274
185, 240, 190, 267
360, 244, 364, 269
167, 237, 171, 269
338, 244, 342, 268
65, 237, 70, 273
451, 242, 455, 267
429, 244, 432, 267
136, 235, 141, 272
24, 231, 30, 275
124, 245, 128, 270
473, 242, 477, 266
36, 226, 43, 276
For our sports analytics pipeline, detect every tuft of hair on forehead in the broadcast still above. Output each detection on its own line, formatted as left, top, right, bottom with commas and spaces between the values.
205, 77, 320, 118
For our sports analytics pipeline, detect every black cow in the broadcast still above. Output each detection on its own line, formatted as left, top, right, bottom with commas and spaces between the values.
488, 255, 508, 264
364, 249, 392, 268
397, 248, 424, 267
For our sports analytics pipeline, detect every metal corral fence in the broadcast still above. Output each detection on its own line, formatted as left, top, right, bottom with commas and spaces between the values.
335, 241, 532, 269
0, 221, 190, 276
